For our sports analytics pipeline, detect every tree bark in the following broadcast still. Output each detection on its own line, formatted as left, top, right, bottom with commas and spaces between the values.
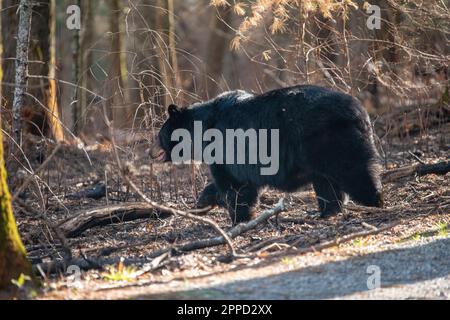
205, 6, 233, 97
0, 0, 3, 103
167, 0, 180, 93
78, 0, 94, 134
46, 0, 64, 142
71, 0, 81, 135
58, 203, 171, 238
109, 0, 130, 128
9, 0, 64, 146
0, 99, 33, 288
1, 3, 33, 288
155, 0, 175, 107
10, 0, 33, 151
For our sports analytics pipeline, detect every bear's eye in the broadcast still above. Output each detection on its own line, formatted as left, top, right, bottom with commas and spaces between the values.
168, 104, 181, 118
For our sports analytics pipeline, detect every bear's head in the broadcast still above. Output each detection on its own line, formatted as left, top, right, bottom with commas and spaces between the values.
149, 104, 191, 163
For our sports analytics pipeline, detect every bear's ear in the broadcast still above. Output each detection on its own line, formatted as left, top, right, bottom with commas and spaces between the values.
168, 104, 181, 118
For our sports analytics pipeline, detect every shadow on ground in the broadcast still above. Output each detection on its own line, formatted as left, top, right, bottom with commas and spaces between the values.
131, 237, 450, 300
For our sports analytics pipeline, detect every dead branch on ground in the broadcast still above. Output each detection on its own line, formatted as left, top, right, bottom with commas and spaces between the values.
57, 203, 171, 238
56, 202, 214, 238
382, 160, 450, 183
156, 199, 286, 255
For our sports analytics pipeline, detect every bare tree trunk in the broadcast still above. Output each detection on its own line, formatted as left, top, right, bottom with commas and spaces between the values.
71, 0, 81, 135
109, 0, 130, 128
9, 0, 65, 145
167, 0, 180, 91
155, 0, 175, 107
78, 0, 93, 134
134, 0, 166, 120
205, 6, 233, 97
10, 0, 33, 151
368, 0, 400, 111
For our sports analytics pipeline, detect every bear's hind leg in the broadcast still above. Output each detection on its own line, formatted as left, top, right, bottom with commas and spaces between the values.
312, 175, 347, 218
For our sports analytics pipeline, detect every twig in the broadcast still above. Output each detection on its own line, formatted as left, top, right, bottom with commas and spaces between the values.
266, 220, 402, 259
361, 222, 378, 231
343, 203, 394, 213
408, 151, 426, 165
11, 143, 62, 202
15, 198, 72, 260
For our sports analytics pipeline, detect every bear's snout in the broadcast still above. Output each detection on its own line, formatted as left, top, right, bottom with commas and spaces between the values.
149, 141, 166, 162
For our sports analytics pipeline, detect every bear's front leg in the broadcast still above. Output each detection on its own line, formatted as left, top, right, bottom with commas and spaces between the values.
223, 184, 259, 225
196, 183, 223, 208
312, 175, 347, 218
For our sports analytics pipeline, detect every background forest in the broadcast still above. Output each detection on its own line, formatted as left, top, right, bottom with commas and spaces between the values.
2, 0, 448, 140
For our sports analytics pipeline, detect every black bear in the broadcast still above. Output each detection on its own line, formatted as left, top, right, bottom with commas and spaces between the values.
150, 85, 384, 224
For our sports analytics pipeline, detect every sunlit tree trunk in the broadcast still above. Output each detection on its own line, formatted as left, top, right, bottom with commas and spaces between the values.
0, 53, 33, 287
0, 0, 3, 104
0, 3, 32, 287
46, 0, 64, 142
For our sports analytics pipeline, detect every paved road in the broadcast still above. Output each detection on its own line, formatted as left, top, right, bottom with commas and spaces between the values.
129, 237, 450, 300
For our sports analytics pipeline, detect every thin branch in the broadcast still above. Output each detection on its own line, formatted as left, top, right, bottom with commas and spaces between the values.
147, 199, 286, 257
12, 143, 62, 202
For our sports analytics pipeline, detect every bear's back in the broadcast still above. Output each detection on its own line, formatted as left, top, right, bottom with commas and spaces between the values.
215, 85, 364, 123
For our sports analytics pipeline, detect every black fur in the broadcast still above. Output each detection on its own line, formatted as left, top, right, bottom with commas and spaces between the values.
154, 85, 384, 224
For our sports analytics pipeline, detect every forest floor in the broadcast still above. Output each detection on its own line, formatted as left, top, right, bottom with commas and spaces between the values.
6, 123, 450, 300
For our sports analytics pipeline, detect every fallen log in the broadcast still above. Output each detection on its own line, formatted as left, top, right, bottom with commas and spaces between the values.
382, 160, 450, 183
58, 203, 215, 238
36, 199, 285, 275
58, 203, 171, 238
